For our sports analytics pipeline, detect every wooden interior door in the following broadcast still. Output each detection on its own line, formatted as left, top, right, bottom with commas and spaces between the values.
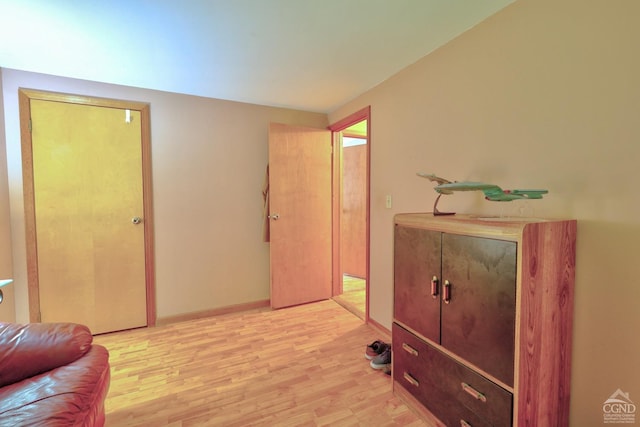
24, 94, 151, 334
268, 123, 332, 309
341, 143, 367, 278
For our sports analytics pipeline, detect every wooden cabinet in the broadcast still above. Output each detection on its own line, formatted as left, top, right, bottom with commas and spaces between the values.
395, 228, 516, 386
392, 214, 576, 427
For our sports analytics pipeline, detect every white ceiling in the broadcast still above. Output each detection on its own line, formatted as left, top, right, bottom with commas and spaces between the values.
0, 0, 514, 113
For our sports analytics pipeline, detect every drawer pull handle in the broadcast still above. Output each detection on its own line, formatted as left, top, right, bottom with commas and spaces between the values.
430, 275, 439, 298
403, 372, 419, 387
402, 343, 418, 356
460, 421, 472, 427
461, 382, 487, 403
443, 280, 451, 304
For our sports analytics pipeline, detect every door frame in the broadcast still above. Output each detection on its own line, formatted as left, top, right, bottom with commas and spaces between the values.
328, 106, 371, 322
18, 89, 156, 326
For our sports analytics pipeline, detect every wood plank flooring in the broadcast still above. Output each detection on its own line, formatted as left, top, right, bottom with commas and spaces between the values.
93, 300, 426, 426
332, 276, 366, 321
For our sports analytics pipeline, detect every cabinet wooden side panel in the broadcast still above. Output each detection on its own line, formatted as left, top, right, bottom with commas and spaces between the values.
516, 221, 576, 427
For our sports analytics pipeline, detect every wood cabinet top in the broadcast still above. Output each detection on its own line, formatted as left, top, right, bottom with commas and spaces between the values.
394, 213, 576, 242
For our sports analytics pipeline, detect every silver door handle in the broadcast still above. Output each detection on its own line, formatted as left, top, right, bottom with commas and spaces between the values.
132, 216, 142, 224
268, 213, 280, 220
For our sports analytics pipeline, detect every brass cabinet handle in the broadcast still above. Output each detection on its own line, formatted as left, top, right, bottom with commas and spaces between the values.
430, 275, 439, 298
403, 372, 419, 387
443, 280, 452, 304
401, 342, 418, 356
461, 382, 487, 403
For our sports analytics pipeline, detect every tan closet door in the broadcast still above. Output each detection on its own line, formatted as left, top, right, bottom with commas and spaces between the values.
268, 123, 332, 308
30, 99, 147, 334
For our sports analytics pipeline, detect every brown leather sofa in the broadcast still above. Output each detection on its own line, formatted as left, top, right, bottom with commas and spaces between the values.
0, 322, 110, 426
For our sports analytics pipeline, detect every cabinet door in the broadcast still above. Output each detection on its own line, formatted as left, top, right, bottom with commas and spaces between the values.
394, 225, 441, 342
441, 234, 517, 386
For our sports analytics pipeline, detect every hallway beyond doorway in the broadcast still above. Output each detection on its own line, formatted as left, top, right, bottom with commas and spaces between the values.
332, 275, 365, 320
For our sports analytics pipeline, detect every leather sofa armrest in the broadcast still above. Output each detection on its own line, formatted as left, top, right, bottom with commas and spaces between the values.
0, 322, 93, 387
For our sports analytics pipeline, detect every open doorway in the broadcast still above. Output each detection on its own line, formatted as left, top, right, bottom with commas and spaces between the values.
329, 107, 370, 321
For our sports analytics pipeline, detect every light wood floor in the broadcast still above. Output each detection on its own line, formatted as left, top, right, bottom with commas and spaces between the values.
93, 299, 425, 426
332, 276, 366, 320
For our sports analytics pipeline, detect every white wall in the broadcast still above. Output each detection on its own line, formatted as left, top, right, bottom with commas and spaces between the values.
329, 0, 640, 425
0, 69, 9, 273
1, 69, 328, 323
0, 69, 16, 321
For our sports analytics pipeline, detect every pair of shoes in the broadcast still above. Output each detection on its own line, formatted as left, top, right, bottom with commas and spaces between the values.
370, 347, 391, 371
365, 340, 389, 360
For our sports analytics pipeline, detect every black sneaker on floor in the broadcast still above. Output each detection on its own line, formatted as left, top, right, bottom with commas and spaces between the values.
370, 347, 391, 370
365, 340, 389, 360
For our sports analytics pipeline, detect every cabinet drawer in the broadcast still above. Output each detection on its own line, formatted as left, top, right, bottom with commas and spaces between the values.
393, 323, 513, 427
392, 323, 441, 405
427, 342, 513, 427
435, 402, 493, 427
